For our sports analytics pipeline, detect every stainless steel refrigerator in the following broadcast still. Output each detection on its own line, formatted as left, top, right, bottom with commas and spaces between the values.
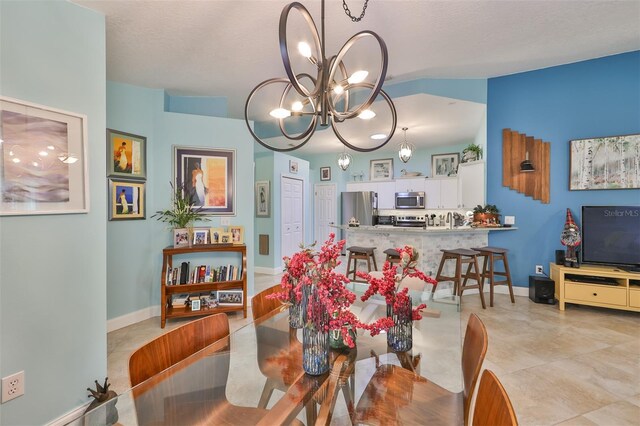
341, 191, 378, 244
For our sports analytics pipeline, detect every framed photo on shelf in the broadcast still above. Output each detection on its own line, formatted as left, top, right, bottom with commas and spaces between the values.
173, 228, 190, 248
107, 128, 146, 179
108, 178, 145, 220
209, 227, 225, 244
569, 134, 640, 190
431, 153, 460, 177
218, 289, 243, 306
192, 228, 209, 245
255, 180, 270, 217
229, 225, 244, 244
174, 146, 235, 215
370, 158, 393, 181
289, 160, 299, 174
320, 166, 331, 181
0, 96, 89, 216
219, 232, 233, 244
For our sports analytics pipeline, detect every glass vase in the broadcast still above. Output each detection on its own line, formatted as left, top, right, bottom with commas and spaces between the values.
288, 288, 303, 329
387, 296, 413, 352
302, 285, 329, 375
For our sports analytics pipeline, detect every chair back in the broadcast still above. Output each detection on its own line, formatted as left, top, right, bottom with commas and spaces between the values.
251, 284, 284, 321
472, 369, 518, 426
129, 313, 229, 387
462, 313, 488, 425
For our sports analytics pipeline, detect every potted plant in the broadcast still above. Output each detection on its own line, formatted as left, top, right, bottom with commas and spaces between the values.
473, 204, 500, 225
152, 182, 209, 246
462, 143, 483, 162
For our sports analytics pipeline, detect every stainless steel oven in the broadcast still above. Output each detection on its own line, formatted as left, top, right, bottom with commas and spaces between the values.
395, 192, 426, 209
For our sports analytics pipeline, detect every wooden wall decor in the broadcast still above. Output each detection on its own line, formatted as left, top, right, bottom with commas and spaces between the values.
502, 129, 550, 203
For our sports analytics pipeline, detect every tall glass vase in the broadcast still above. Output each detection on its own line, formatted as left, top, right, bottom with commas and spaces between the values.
302, 285, 329, 375
387, 296, 413, 352
288, 287, 303, 329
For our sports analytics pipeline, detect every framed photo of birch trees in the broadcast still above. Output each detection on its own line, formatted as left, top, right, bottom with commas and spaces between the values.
569, 134, 640, 190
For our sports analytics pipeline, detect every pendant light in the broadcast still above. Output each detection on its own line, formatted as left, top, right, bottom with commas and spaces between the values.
398, 127, 414, 163
337, 151, 352, 171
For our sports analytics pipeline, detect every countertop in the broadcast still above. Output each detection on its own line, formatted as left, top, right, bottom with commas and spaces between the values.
332, 225, 518, 234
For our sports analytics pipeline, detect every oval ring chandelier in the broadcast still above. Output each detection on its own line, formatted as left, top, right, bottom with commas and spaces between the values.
245, 0, 397, 152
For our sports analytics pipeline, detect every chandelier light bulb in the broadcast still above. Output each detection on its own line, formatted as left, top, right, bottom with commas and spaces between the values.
358, 109, 376, 120
398, 127, 414, 163
333, 85, 344, 95
298, 41, 312, 58
269, 108, 292, 119
291, 101, 304, 112
38, 151, 48, 156
347, 70, 368, 84
337, 152, 352, 171
32, 161, 39, 167
47, 145, 55, 150
12, 157, 20, 163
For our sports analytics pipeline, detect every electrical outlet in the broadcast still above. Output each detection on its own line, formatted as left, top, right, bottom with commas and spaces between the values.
221, 217, 230, 226
535, 265, 544, 275
2, 371, 24, 403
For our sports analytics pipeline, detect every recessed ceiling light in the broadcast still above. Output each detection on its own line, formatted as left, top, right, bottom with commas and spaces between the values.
370, 133, 387, 140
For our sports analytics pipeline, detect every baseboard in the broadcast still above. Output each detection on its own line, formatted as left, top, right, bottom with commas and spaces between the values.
459, 285, 528, 297
46, 401, 91, 426
107, 305, 160, 332
254, 266, 282, 275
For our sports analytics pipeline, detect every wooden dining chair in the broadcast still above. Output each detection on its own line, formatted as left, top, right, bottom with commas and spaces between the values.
251, 283, 285, 321
472, 370, 518, 426
354, 313, 488, 426
128, 314, 277, 425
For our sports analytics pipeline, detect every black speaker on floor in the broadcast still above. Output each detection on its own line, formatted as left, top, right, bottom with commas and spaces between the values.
529, 275, 556, 304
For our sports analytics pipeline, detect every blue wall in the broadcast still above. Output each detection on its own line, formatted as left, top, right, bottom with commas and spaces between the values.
487, 51, 640, 286
0, 1, 107, 423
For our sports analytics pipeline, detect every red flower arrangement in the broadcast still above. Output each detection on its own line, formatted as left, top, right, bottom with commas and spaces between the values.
357, 245, 437, 321
269, 233, 397, 348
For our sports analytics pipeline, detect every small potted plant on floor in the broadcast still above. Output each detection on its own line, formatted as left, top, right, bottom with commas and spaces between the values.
152, 182, 209, 247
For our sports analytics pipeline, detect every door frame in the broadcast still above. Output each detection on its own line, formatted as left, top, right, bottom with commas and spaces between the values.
313, 183, 337, 243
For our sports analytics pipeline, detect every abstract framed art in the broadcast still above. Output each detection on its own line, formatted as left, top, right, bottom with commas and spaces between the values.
174, 146, 235, 215
107, 129, 146, 180
569, 134, 640, 190
320, 166, 331, 181
0, 97, 89, 216
370, 158, 393, 181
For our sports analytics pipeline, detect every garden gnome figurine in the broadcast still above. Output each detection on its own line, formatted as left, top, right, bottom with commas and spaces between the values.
561, 208, 581, 266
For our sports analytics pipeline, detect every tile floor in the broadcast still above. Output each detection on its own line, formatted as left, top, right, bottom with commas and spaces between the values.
107, 272, 640, 425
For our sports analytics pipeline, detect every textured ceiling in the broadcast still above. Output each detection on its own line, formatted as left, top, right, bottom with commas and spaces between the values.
74, 0, 640, 151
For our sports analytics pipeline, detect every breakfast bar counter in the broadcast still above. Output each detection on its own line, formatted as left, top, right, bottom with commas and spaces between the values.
333, 225, 517, 276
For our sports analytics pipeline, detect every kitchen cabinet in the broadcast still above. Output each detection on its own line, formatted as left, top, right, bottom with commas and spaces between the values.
458, 160, 485, 209
376, 181, 396, 209
394, 177, 425, 193
345, 182, 377, 193
424, 178, 459, 209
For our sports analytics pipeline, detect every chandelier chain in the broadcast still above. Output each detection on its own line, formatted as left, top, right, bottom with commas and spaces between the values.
342, 0, 369, 22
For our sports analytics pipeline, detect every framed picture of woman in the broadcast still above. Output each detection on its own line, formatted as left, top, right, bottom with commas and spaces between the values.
255, 180, 270, 217
107, 129, 146, 179
108, 178, 145, 220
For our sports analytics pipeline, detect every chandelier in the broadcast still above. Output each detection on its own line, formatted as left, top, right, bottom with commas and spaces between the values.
398, 127, 414, 163
244, 0, 397, 152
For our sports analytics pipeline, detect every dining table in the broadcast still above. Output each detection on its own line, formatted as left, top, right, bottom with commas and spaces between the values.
76, 283, 463, 425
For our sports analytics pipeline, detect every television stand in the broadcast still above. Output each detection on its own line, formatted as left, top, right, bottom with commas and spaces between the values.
620, 266, 640, 273
550, 263, 640, 312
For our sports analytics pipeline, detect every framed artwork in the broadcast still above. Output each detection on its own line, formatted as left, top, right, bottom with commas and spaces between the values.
192, 228, 209, 245
289, 160, 299, 174
0, 97, 88, 216
107, 129, 146, 179
229, 225, 244, 244
109, 179, 145, 220
320, 166, 331, 181
219, 232, 233, 244
218, 289, 243, 306
370, 158, 393, 181
432, 153, 460, 177
255, 180, 270, 217
209, 227, 225, 244
570, 134, 640, 190
173, 228, 190, 248
174, 146, 235, 215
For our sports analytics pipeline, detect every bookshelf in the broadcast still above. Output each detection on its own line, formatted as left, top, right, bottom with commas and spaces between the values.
161, 244, 247, 328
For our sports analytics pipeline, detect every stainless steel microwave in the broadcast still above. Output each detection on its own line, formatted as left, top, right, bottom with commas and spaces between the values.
395, 192, 426, 209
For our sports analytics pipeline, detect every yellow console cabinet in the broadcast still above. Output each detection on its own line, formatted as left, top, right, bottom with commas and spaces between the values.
550, 263, 640, 312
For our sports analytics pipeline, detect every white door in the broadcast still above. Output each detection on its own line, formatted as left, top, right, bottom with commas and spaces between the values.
281, 176, 304, 262
314, 184, 337, 242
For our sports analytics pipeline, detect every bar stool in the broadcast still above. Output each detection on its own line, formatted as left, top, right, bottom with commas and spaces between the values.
383, 248, 401, 264
471, 246, 515, 307
435, 249, 486, 309
346, 246, 378, 282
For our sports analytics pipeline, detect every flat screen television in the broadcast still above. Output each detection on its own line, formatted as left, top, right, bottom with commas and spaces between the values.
581, 206, 640, 272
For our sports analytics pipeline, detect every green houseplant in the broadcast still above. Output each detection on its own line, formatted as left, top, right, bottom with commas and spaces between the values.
152, 182, 209, 246
462, 143, 483, 162
473, 204, 500, 225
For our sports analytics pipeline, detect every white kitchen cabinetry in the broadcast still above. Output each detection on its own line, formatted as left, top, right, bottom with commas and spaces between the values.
458, 160, 485, 209
394, 178, 425, 193
345, 182, 377, 193
424, 178, 459, 209
376, 181, 396, 209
